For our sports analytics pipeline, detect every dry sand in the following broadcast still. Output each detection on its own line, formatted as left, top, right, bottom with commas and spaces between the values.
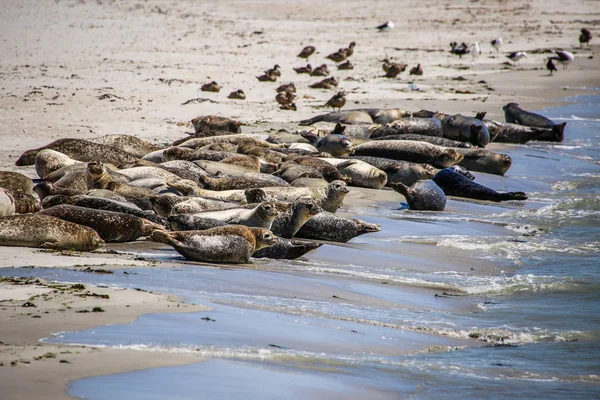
1, 0, 599, 399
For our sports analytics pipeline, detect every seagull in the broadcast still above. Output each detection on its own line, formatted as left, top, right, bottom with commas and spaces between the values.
553, 50, 574, 69
450, 42, 470, 58
507, 51, 527, 66
471, 42, 481, 59
491, 38, 502, 53
297, 45, 316, 62
376, 21, 394, 32
546, 58, 557, 76
579, 28, 592, 47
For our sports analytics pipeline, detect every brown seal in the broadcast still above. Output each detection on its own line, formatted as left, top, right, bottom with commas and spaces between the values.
0, 214, 104, 251
191, 115, 241, 134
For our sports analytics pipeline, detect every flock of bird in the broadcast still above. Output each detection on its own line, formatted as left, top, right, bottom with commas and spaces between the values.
197, 23, 591, 113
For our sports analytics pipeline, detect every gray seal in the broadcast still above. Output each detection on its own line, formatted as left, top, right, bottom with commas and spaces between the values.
298, 132, 353, 157
15, 138, 139, 166
502, 103, 566, 141
295, 212, 380, 243
39, 204, 163, 242
323, 159, 388, 189
492, 122, 565, 143
90, 134, 161, 158
0, 214, 104, 251
352, 140, 463, 169
433, 167, 527, 201
149, 225, 278, 264
283, 156, 347, 183
270, 198, 322, 238
197, 174, 289, 191
190, 202, 278, 229
370, 118, 443, 138
252, 238, 322, 259
373, 133, 471, 148
350, 155, 438, 187
455, 148, 512, 176
34, 149, 81, 179
391, 180, 446, 211
441, 114, 490, 147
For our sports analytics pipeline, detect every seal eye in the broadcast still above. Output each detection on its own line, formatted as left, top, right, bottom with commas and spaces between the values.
264, 233, 272, 239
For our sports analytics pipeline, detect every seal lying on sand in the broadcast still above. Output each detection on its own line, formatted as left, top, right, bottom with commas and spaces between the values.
0, 214, 104, 251
322, 158, 388, 189
0, 171, 35, 195
352, 140, 463, 169
370, 118, 443, 139
441, 114, 490, 147
89, 134, 161, 158
15, 138, 138, 166
150, 226, 278, 264
197, 174, 289, 191
189, 202, 278, 229
191, 115, 242, 134
373, 134, 471, 148
299, 131, 354, 157
455, 148, 512, 176
502, 103, 566, 141
350, 155, 437, 187
433, 167, 527, 201
299, 108, 408, 125
0, 189, 15, 217
391, 180, 446, 211
35, 149, 81, 179
296, 212, 380, 243
39, 204, 162, 242
270, 198, 322, 238
493, 121, 565, 143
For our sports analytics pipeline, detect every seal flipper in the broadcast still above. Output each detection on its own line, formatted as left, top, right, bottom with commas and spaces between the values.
497, 191, 528, 201
390, 182, 412, 201
353, 220, 381, 235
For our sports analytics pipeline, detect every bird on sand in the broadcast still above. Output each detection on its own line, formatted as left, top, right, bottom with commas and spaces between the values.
293, 64, 312, 74
450, 42, 470, 58
228, 89, 246, 100
377, 21, 394, 32
337, 60, 354, 70
546, 58, 557, 76
579, 28, 592, 47
201, 81, 220, 92
297, 45, 316, 62
264, 64, 281, 77
311, 64, 330, 77
384, 63, 407, 78
471, 42, 481, 59
507, 51, 527, 66
552, 50, 574, 69
324, 91, 346, 111
491, 38, 502, 53
276, 83, 296, 93
410, 64, 423, 76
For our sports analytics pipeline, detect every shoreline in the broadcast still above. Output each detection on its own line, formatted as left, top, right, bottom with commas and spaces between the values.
1, 0, 599, 398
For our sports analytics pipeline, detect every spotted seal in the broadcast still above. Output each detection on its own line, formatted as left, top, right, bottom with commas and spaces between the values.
502, 103, 566, 141
274, 162, 324, 183
299, 132, 353, 157
350, 155, 438, 187
295, 212, 380, 243
455, 148, 512, 176
252, 238, 322, 259
270, 198, 322, 238
189, 202, 278, 229
391, 180, 446, 211
440, 114, 490, 147
39, 204, 162, 242
197, 174, 289, 191
373, 133, 471, 148
90, 134, 161, 158
0, 189, 15, 216
150, 226, 278, 264
177, 134, 284, 149
492, 122, 565, 143
191, 115, 242, 134
433, 167, 527, 201
0, 214, 104, 251
169, 197, 245, 216
322, 158, 387, 189
35, 149, 81, 179
283, 156, 346, 182
15, 138, 138, 166
370, 118, 443, 139
352, 140, 463, 168
0, 171, 35, 195
165, 179, 247, 203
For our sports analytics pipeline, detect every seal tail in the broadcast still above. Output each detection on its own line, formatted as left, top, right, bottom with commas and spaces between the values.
498, 192, 528, 201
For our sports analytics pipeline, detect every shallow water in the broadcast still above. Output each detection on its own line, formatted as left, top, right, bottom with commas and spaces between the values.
2, 93, 599, 399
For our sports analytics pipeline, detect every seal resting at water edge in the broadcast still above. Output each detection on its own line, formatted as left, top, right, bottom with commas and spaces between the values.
391, 180, 446, 211
150, 225, 278, 264
433, 168, 527, 202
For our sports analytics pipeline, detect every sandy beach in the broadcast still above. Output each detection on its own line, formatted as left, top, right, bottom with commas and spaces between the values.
1, 0, 599, 399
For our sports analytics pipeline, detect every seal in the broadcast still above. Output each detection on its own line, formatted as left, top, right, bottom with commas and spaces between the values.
252, 238, 322, 259
34, 181, 84, 201
149, 226, 278, 264
352, 140, 463, 169
245, 180, 349, 213
322, 158, 388, 189
169, 197, 246, 216
455, 148, 512, 176
89, 134, 161, 158
350, 155, 438, 187
370, 118, 443, 138
0, 188, 15, 217
299, 111, 374, 125
15, 138, 138, 166
299, 132, 354, 157
295, 212, 380, 243
166, 179, 247, 203
197, 174, 289, 191
194, 159, 257, 176
283, 156, 346, 182
177, 134, 284, 150
103, 180, 157, 211
492, 122, 564, 144
274, 162, 324, 183
116, 166, 181, 182
35, 149, 81, 179
433, 167, 527, 202
167, 214, 228, 231
373, 133, 471, 148
50, 194, 168, 227
39, 204, 163, 242
0, 171, 35, 195
441, 114, 490, 147
190, 202, 278, 229
502, 103, 566, 141
270, 198, 322, 238
86, 161, 129, 190
391, 180, 446, 211
0, 214, 104, 251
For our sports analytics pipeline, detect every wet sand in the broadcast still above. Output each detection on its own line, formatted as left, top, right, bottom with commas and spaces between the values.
1, 0, 599, 399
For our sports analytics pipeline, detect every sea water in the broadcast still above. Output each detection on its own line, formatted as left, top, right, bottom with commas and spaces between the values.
2, 93, 598, 399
